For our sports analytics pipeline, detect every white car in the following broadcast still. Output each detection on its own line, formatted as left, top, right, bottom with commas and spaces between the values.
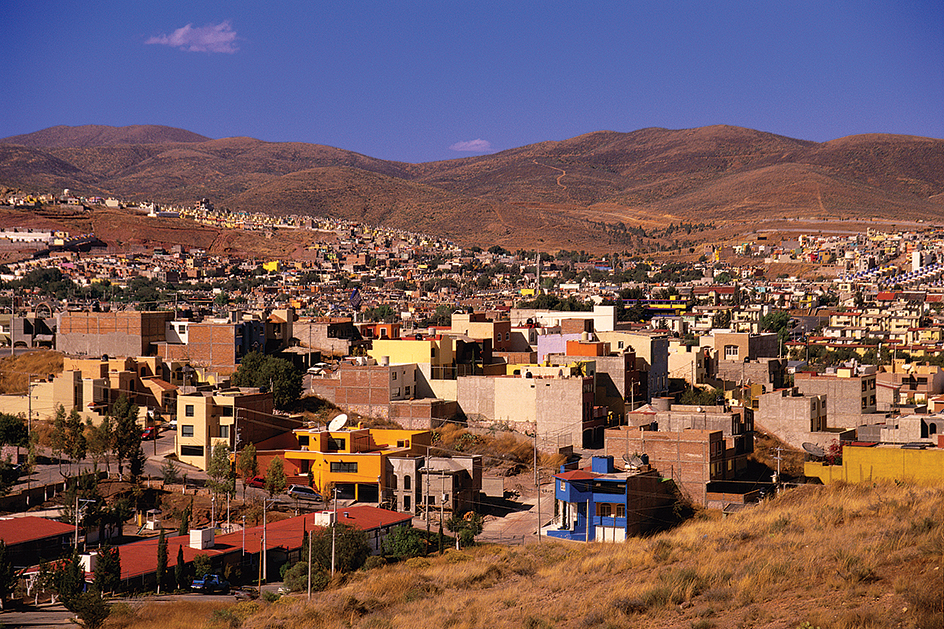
286, 484, 321, 501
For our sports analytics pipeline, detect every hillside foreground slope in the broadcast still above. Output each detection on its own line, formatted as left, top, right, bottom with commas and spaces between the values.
108, 481, 943, 629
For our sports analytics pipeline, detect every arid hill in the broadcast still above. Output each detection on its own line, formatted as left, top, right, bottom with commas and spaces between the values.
2, 124, 943, 251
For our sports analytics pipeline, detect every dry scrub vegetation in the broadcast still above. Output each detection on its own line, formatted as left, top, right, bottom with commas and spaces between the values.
0, 349, 63, 395
107, 481, 943, 629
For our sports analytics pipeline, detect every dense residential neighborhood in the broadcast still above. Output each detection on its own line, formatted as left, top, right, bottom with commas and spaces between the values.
0, 193, 942, 622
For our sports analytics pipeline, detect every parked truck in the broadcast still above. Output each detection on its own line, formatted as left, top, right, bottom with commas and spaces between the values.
191, 574, 230, 594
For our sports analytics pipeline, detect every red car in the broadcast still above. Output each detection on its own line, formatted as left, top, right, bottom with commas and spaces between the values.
142, 427, 160, 440
246, 475, 266, 489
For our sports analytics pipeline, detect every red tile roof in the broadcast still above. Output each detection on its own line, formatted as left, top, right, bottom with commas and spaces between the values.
114, 506, 412, 581
0, 516, 76, 546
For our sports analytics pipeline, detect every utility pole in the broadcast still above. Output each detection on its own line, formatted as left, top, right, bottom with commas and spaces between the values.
307, 527, 313, 600
331, 486, 338, 577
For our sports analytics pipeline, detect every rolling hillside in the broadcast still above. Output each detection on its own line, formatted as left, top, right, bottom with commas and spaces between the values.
2, 124, 943, 250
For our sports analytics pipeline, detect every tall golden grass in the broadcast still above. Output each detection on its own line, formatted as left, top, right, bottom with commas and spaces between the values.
0, 349, 63, 394
107, 481, 944, 629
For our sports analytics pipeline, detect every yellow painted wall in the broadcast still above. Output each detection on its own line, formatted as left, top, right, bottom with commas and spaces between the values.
805, 446, 944, 486
284, 427, 431, 496
369, 337, 455, 367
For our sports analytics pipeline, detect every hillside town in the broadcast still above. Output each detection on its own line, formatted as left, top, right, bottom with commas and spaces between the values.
0, 192, 942, 618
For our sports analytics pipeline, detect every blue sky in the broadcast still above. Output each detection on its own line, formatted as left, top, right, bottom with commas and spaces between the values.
2, 1, 942, 163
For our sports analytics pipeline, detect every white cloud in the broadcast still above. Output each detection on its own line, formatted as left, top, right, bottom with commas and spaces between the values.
449, 139, 493, 152
146, 21, 239, 53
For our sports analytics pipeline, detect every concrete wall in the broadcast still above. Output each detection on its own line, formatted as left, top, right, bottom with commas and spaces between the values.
604, 428, 723, 506
805, 444, 944, 485
755, 389, 829, 449
57, 311, 174, 357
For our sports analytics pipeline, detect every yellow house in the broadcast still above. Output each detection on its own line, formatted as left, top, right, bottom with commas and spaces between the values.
282, 426, 431, 501
263, 260, 280, 272
805, 443, 944, 486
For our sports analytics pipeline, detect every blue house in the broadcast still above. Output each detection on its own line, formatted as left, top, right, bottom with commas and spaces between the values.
546, 455, 675, 542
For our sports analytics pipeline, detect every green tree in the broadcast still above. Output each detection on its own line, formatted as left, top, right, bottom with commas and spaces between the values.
85, 417, 113, 475
192, 554, 211, 580
206, 442, 235, 500
68, 588, 110, 629
382, 525, 425, 560
0, 413, 27, 449
51, 404, 68, 476
92, 543, 120, 595
0, 541, 17, 609
65, 408, 87, 469
156, 529, 167, 594
161, 458, 179, 485
49, 550, 84, 607
0, 413, 27, 495
236, 443, 258, 498
761, 310, 793, 344
678, 386, 724, 406
264, 457, 286, 497
178, 504, 191, 536
445, 512, 484, 549
110, 394, 141, 480
282, 560, 328, 593
307, 524, 369, 573
175, 545, 187, 591
231, 352, 302, 410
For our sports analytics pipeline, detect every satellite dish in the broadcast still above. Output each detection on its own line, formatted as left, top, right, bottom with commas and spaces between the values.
802, 442, 825, 458
328, 414, 349, 432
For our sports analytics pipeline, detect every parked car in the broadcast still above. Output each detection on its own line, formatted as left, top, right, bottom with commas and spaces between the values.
246, 475, 266, 489
141, 426, 160, 440
191, 574, 230, 594
286, 484, 320, 501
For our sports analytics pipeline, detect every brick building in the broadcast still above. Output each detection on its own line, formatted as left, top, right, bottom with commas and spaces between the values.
56, 310, 174, 357
603, 427, 743, 506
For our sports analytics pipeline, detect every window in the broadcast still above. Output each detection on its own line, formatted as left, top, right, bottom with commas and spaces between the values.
298, 435, 309, 447
724, 345, 739, 359
330, 461, 358, 473
618, 341, 624, 349
615, 504, 625, 518
328, 437, 346, 451
505, 332, 510, 341
405, 386, 411, 396
431, 347, 437, 358
597, 503, 612, 517
404, 495, 411, 511
180, 445, 203, 457
182, 425, 194, 437
219, 425, 229, 438
185, 404, 195, 418
404, 475, 411, 490
392, 371, 397, 381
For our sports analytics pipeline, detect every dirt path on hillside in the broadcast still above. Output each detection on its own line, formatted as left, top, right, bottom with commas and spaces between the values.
532, 160, 567, 190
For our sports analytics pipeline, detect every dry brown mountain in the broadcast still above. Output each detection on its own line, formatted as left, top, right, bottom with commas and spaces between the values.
0, 124, 208, 147
2, 123, 943, 251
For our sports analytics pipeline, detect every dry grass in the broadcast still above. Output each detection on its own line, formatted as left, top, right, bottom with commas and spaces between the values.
433, 424, 567, 472
0, 349, 63, 394
105, 599, 231, 629
105, 481, 942, 629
